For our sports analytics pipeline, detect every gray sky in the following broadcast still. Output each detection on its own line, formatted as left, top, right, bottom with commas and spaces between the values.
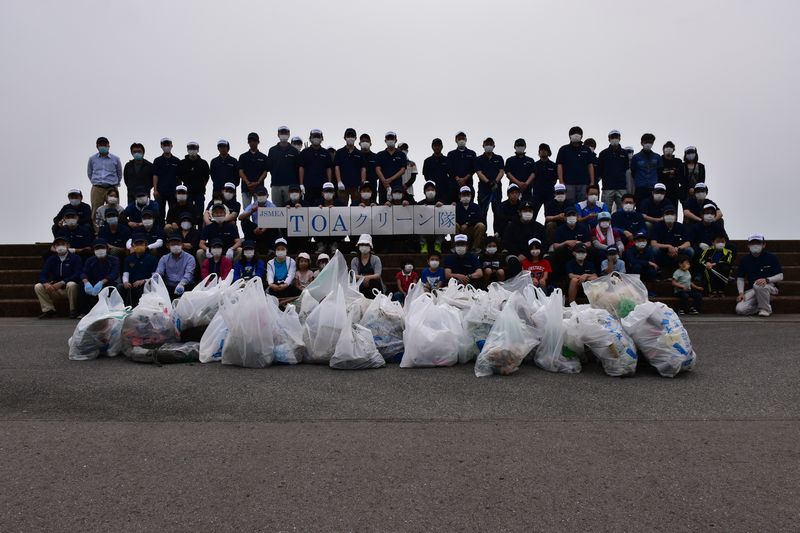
1, 0, 798, 242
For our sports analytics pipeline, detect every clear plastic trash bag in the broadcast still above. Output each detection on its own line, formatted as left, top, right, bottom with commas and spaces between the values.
359, 291, 405, 362
530, 288, 581, 373
68, 287, 130, 360
474, 292, 540, 377
583, 272, 648, 319
219, 277, 275, 368
302, 285, 349, 364
572, 306, 638, 377
331, 315, 386, 370
127, 341, 200, 364
400, 294, 461, 368
121, 274, 179, 353
621, 301, 697, 378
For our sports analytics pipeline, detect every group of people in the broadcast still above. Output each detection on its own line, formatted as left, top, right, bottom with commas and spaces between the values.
34, 127, 784, 319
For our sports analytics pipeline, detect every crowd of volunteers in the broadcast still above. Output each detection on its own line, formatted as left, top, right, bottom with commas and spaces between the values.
38, 126, 783, 321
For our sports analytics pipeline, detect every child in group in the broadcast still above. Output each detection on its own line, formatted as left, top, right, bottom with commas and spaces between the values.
565, 243, 598, 304
420, 253, 446, 292
520, 238, 552, 293
293, 252, 315, 292
201, 238, 233, 279
233, 240, 265, 282
314, 253, 330, 277
393, 258, 419, 304
267, 238, 299, 297
672, 255, 703, 314
698, 233, 734, 296
480, 236, 505, 285
600, 245, 626, 274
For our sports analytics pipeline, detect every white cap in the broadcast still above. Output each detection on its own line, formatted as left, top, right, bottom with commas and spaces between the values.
508, 183, 520, 191
298, 252, 311, 260
685, 145, 697, 152
322, 182, 335, 190
455, 130, 466, 137
424, 180, 437, 188
310, 129, 323, 136
175, 184, 188, 192
317, 253, 330, 262
278, 125, 290, 132
459, 186, 471, 194
454, 234, 468, 243
67, 188, 82, 196
654, 183, 667, 190
160, 137, 172, 144
223, 182, 236, 190
528, 237, 542, 246
748, 233, 765, 242
274, 238, 288, 246
217, 139, 229, 146
357, 234, 373, 246
554, 183, 566, 192
702, 203, 717, 211
608, 129, 621, 136
695, 182, 707, 189
291, 136, 302, 143
385, 131, 397, 137
624, 145, 634, 151
187, 140, 199, 147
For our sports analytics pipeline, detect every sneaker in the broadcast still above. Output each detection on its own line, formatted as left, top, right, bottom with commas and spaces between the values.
434, 242, 442, 254
38, 310, 56, 320
688, 307, 700, 315
678, 309, 685, 315
757, 309, 771, 317
647, 291, 657, 300
420, 242, 428, 255
69, 310, 80, 319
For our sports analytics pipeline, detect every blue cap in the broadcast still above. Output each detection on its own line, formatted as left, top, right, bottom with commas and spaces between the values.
92, 238, 108, 248
209, 238, 224, 247
242, 240, 256, 249
131, 233, 148, 243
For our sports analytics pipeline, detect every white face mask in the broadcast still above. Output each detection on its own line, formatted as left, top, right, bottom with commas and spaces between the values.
749, 244, 763, 255
107, 197, 118, 205
213, 200, 222, 205
211, 247, 223, 257
515, 146, 526, 155
460, 196, 471, 205
609, 139, 620, 147
386, 140, 396, 148
69, 198, 81, 206
213, 216, 225, 224
243, 249, 255, 259
176, 194, 188, 202
279, 134, 290, 142
403, 264, 413, 273
392, 192, 403, 201
703, 214, 716, 223
653, 193, 665, 202
521, 212, 534, 222
635, 241, 647, 249
685, 153, 696, 161
136, 196, 148, 206
455, 246, 467, 256
106, 217, 118, 225
566, 216, 577, 226
223, 192, 234, 200
142, 219, 154, 229
485, 247, 497, 255
323, 192, 335, 200
599, 221, 610, 229
361, 192, 372, 200
289, 193, 300, 202
457, 140, 466, 148
65, 219, 78, 228
275, 250, 287, 259
664, 147, 674, 156
587, 194, 598, 203
256, 195, 268, 203
554, 194, 566, 202
570, 134, 582, 143
429, 260, 440, 269
360, 141, 371, 150
310, 138, 322, 146
180, 221, 192, 230
695, 192, 707, 201
345, 137, 356, 146
292, 144, 303, 151
170, 245, 182, 254
664, 215, 676, 224
425, 191, 436, 200
358, 245, 371, 254
484, 145, 494, 153
714, 242, 725, 250
187, 149, 199, 157
94, 249, 107, 258
622, 203, 635, 212
530, 249, 541, 257
55, 245, 68, 255
643, 143, 653, 151
575, 253, 587, 261
162, 146, 172, 154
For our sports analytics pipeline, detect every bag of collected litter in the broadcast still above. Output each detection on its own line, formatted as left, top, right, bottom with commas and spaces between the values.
499, 270, 533, 293
174, 272, 227, 331
583, 272, 648, 319
403, 280, 426, 314
359, 291, 405, 362
219, 277, 274, 368
475, 292, 539, 377
127, 342, 200, 364
68, 287, 130, 360
400, 294, 461, 368
303, 285, 349, 364
331, 315, 386, 370
296, 289, 319, 323
464, 284, 508, 350
621, 301, 697, 378
197, 278, 246, 363
121, 274, 179, 352
273, 304, 307, 364
304, 250, 349, 302
435, 278, 475, 310
573, 307, 637, 377
531, 288, 581, 373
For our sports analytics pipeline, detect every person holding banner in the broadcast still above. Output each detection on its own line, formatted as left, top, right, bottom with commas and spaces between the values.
375, 131, 407, 204
315, 182, 346, 254
351, 234, 385, 299
358, 182, 377, 207
239, 186, 280, 255
299, 129, 333, 205
456, 186, 486, 253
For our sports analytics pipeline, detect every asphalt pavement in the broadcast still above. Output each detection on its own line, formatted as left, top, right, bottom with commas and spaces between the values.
1, 317, 798, 532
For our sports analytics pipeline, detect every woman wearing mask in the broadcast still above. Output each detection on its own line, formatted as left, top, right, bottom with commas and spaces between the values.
266, 238, 299, 298
681, 146, 706, 202
201, 238, 233, 279
659, 141, 684, 207
94, 189, 126, 230
591, 211, 624, 260
233, 240, 265, 282
351, 234, 385, 299
176, 213, 200, 255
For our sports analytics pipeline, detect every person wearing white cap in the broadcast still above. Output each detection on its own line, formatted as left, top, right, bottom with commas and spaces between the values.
375, 131, 407, 204
153, 137, 180, 225
681, 146, 705, 199
639, 183, 675, 229
165, 184, 201, 233
689, 204, 728, 258
736, 234, 783, 317
630, 132, 662, 204
351, 234, 385, 298
682, 182, 723, 226
177, 141, 210, 211
447, 131, 477, 196
597, 130, 629, 212
315, 182, 346, 254
456, 186, 486, 252
267, 126, 301, 207
444, 233, 482, 286
87, 136, 123, 221
123, 141, 154, 205
238, 132, 268, 208
266, 238, 300, 298
290, 136, 304, 152
293, 252, 314, 292
210, 139, 240, 197
314, 253, 330, 277
53, 189, 93, 237
299, 129, 332, 205
544, 183, 569, 244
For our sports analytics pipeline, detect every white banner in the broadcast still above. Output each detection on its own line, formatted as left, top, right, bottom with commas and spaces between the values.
286, 207, 309, 237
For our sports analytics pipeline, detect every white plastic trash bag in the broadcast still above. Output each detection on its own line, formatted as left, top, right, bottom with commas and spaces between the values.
331, 316, 386, 370
68, 287, 129, 360
403, 280, 426, 315
121, 274, 179, 352
304, 250, 349, 302
359, 291, 405, 362
303, 285, 349, 364
464, 284, 508, 350
199, 312, 228, 363
475, 292, 539, 377
499, 270, 533, 293
219, 277, 275, 368
174, 272, 226, 331
573, 307, 638, 377
273, 302, 307, 365
400, 294, 461, 368
621, 301, 697, 378
531, 288, 581, 374
583, 272, 648, 319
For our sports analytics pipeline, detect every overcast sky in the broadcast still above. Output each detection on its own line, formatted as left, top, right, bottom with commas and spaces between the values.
1, 0, 798, 242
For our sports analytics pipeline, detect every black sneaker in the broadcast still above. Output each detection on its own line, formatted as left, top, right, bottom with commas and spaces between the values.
68, 310, 79, 319
689, 307, 700, 315
38, 310, 56, 320
678, 309, 685, 315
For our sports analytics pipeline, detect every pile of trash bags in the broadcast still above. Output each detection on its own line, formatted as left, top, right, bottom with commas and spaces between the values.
67, 254, 696, 378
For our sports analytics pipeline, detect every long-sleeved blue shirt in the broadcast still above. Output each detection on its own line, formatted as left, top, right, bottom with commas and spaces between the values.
81, 255, 120, 284
631, 150, 663, 189
156, 251, 196, 286
39, 253, 83, 284
87, 152, 122, 186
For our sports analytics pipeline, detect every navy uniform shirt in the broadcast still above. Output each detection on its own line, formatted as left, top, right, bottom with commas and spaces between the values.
56, 225, 94, 250
446, 148, 477, 188
123, 253, 158, 283
651, 221, 689, 247
361, 150, 378, 187
267, 143, 300, 187
639, 197, 675, 219
566, 259, 597, 276
495, 199, 522, 234
177, 156, 210, 195
299, 147, 333, 189
532, 159, 558, 198
422, 154, 450, 197
152, 154, 181, 196
209, 154, 239, 191
611, 210, 646, 236
659, 156, 684, 195
124, 200, 161, 224
98, 223, 132, 248
205, 198, 242, 216
597, 146, 629, 189
39, 252, 83, 284
53, 202, 93, 228
556, 143, 594, 185
474, 152, 505, 192
166, 201, 202, 228
544, 198, 569, 218
690, 221, 728, 247
684, 196, 719, 219
82, 255, 120, 284
200, 222, 240, 251
504, 154, 535, 191
139, 225, 167, 246
554, 222, 592, 244
178, 228, 201, 251
444, 252, 481, 276
238, 150, 269, 182
502, 219, 546, 256
334, 146, 365, 188
456, 201, 482, 225
375, 148, 408, 190
737, 251, 783, 286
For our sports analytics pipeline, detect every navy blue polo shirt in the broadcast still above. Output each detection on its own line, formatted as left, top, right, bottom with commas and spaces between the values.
82, 255, 120, 284
556, 143, 594, 185
53, 202, 93, 228
56, 225, 94, 250
166, 201, 202, 227
505, 154, 535, 189
98, 223, 132, 248
375, 149, 408, 189
456, 202, 482, 225
690, 222, 728, 247
139, 225, 167, 246
684, 196, 719, 219
446, 148, 477, 184
444, 252, 481, 276
422, 154, 450, 194
566, 259, 597, 276
544, 199, 569, 218
334, 147, 365, 188
361, 150, 378, 186
597, 146, 629, 189
238, 150, 269, 182
639, 198, 675, 219
123, 253, 158, 283
200, 222, 240, 251
299, 147, 333, 189
209, 154, 239, 190
737, 252, 783, 286
205, 198, 241, 215
651, 222, 689, 247
152, 154, 180, 195
267, 144, 300, 187
554, 222, 591, 244
124, 200, 161, 224
474, 153, 505, 191
39, 253, 83, 284
611, 210, 646, 236
532, 160, 558, 198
